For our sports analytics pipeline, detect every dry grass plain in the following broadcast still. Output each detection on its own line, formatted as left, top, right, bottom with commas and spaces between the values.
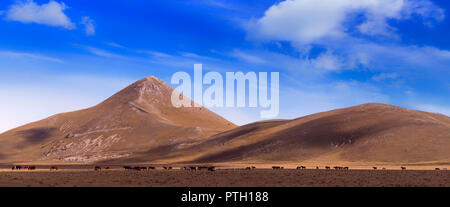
0, 165, 449, 187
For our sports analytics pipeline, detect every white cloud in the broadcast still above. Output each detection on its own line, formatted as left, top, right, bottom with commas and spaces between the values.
372, 73, 399, 81
84, 47, 118, 58
265, 41, 450, 73
6, 0, 75, 29
347, 43, 450, 71
230, 49, 267, 64
244, 0, 449, 75
73, 44, 132, 60
404, 0, 445, 26
303, 50, 347, 72
141, 50, 231, 72
227, 44, 450, 75
0, 50, 63, 63
248, 0, 444, 44
141, 50, 175, 58
105, 42, 127, 49
192, 0, 238, 10
80, 16, 95, 36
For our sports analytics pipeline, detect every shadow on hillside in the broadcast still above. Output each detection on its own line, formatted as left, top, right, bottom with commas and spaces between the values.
16, 127, 56, 144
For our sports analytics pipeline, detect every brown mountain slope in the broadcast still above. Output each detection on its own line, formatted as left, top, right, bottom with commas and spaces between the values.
124, 103, 450, 165
0, 76, 236, 163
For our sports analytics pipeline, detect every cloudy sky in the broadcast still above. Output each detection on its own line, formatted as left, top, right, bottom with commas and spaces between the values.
0, 0, 449, 132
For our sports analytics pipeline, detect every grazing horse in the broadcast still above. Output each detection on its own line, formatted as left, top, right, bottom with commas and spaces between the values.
94, 166, 102, 171
246, 167, 252, 170
401, 166, 406, 170
148, 166, 155, 170
343, 167, 349, 170
373, 167, 377, 170
123, 166, 132, 170
50, 166, 58, 170
189, 166, 196, 171
208, 167, 215, 171
105, 167, 110, 170
325, 166, 331, 170
316, 166, 319, 169
272, 166, 281, 170
11, 165, 16, 170
435, 168, 440, 170
28, 166, 36, 170
133, 166, 142, 171
15, 165, 22, 170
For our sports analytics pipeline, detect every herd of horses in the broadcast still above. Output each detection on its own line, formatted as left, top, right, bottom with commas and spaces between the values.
290, 166, 405, 170
234, 165, 411, 170
122, 165, 216, 171
11, 165, 36, 170
271, 166, 350, 170
8, 165, 449, 171
122, 166, 155, 171
11, 165, 57, 170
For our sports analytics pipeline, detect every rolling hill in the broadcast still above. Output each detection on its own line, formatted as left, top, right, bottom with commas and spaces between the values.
120, 103, 450, 165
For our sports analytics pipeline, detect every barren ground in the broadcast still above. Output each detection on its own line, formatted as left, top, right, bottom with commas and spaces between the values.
0, 166, 449, 187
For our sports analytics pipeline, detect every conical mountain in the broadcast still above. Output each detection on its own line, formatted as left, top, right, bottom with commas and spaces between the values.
0, 76, 236, 163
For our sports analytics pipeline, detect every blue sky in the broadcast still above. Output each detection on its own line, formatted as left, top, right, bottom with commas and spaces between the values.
0, 0, 449, 132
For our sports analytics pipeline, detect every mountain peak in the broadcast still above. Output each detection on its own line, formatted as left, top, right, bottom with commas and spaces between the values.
101, 75, 173, 107
133, 76, 172, 104
142, 75, 163, 83
135, 75, 167, 88
0, 75, 236, 163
